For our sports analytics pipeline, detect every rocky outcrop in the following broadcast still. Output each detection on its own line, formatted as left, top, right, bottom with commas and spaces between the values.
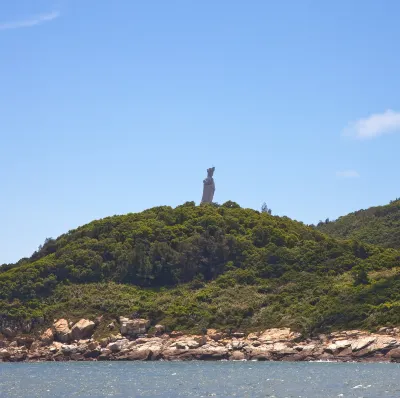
119, 317, 150, 337
53, 319, 72, 343
3, 326, 400, 362
71, 319, 96, 340
40, 328, 54, 345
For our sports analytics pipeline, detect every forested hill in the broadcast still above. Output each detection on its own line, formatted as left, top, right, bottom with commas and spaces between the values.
1, 201, 400, 335
316, 199, 400, 249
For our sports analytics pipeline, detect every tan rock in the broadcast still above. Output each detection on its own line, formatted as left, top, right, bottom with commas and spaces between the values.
351, 336, 375, 351
368, 336, 398, 353
388, 347, 400, 361
170, 331, 184, 338
258, 328, 300, 343
0, 349, 11, 359
40, 328, 54, 345
207, 329, 223, 341
230, 351, 245, 360
333, 339, 351, 349
120, 318, 150, 336
53, 319, 72, 343
155, 324, 165, 334
71, 319, 96, 340
246, 333, 259, 341
174, 338, 200, 350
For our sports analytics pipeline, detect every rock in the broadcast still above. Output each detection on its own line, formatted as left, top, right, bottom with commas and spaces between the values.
325, 343, 338, 354
0, 349, 11, 359
258, 328, 300, 343
232, 332, 245, 338
53, 319, 72, 343
351, 336, 375, 351
29, 341, 41, 352
170, 331, 184, 338
174, 339, 200, 350
107, 339, 129, 353
61, 344, 79, 355
70, 353, 84, 361
87, 341, 99, 351
94, 316, 103, 326
16, 336, 34, 348
337, 347, 353, 357
40, 328, 54, 345
230, 351, 245, 360
2, 328, 16, 338
192, 344, 229, 360
155, 325, 165, 334
98, 348, 112, 360
71, 319, 96, 340
207, 329, 223, 341
333, 340, 351, 349
119, 349, 151, 361
231, 339, 245, 350
120, 318, 150, 336
84, 348, 101, 359
246, 333, 259, 341
367, 336, 398, 353
246, 347, 272, 360
388, 348, 400, 361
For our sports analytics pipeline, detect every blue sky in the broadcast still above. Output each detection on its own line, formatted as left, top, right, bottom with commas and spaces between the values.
2, 0, 400, 264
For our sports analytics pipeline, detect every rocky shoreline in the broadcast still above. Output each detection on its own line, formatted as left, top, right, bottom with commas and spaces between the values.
2, 317, 400, 363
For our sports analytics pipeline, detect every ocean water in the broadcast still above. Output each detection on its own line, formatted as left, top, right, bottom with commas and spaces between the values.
1, 361, 400, 398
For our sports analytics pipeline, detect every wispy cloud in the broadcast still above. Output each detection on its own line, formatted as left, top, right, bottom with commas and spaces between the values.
343, 109, 400, 140
336, 170, 360, 179
0, 11, 60, 31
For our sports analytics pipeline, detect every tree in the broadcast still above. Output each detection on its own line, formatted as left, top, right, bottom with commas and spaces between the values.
351, 265, 369, 286
261, 202, 272, 215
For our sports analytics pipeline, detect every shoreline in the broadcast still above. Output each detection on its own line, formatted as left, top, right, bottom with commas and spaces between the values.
2, 318, 400, 363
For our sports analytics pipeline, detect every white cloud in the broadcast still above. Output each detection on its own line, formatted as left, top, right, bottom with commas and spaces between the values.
343, 109, 400, 140
0, 11, 60, 31
336, 170, 360, 179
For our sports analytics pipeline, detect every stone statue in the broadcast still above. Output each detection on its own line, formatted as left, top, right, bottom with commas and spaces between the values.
201, 167, 215, 204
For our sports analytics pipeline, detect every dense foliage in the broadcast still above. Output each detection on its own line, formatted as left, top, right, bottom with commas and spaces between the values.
317, 199, 400, 249
1, 201, 400, 335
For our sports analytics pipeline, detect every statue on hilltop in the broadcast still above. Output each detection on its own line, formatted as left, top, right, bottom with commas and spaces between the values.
201, 167, 215, 204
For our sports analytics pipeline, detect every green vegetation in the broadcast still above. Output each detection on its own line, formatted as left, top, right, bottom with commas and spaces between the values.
2, 201, 400, 336
317, 199, 400, 249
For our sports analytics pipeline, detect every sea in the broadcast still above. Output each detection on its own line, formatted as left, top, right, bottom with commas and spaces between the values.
1, 361, 400, 398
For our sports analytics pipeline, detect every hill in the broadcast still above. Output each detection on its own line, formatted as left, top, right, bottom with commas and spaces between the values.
1, 201, 400, 337
316, 199, 400, 249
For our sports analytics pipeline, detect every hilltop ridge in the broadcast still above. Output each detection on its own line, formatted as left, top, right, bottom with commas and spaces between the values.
316, 199, 400, 249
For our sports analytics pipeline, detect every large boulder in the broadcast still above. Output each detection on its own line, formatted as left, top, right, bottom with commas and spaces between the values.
207, 329, 223, 341
258, 328, 300, 343
230, 351, 245, 360
40, 328, 54, 345
71, 319, 96, 340
119, 317, 150, 337
350, 336, 375, 351
53, 319, 72, 343
388, 348, 400, 361
2, 328, 16, 338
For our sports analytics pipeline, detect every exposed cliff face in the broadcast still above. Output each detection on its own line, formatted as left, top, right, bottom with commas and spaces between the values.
2, 317, 400, 363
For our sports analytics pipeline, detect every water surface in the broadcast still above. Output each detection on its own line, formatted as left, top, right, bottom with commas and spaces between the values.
1, 361, 399, 397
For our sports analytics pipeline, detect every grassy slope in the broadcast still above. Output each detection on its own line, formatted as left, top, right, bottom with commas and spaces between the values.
317, 199, 400, 249
1, 201, 400, 336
